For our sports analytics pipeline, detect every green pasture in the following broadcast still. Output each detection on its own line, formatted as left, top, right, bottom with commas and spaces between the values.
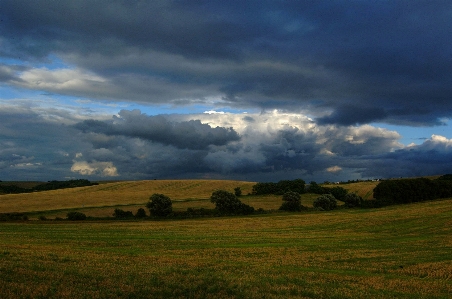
1, 198, 451, 298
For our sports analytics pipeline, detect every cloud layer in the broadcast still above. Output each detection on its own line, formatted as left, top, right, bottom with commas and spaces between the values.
1, 103, 451, 182
1, 1, 452, 126
1, 2, 452, 182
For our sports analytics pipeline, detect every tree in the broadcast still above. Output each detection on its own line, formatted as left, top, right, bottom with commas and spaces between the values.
135, 208, 147, 218
113, 208, 134, 218
210, 190, 254, 214
343, 192, 363, 208
326, 186, 348, 201
146, 194, 173, 217
252, 179, 306, 195
234, 187, 242, 197
279, 191, 303, 212
67, 211, 87, 220
313, 194, 337, 211
308, 181, 327, 194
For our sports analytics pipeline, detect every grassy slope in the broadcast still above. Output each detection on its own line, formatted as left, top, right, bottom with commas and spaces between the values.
1, 198, 451, 298
323, 181, 379, 199
0, 180, 255, 216
0, 180, 379, 219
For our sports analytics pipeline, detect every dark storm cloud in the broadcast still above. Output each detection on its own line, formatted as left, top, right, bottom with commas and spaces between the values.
350, 135, 452, 179
2, 1, 452, 125
0, 106, 87, 180
74, 110, 240, 150
317, 105, 388, 126
1, 104, 452, 181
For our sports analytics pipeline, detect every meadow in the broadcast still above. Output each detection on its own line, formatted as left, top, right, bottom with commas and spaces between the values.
0, 180, 375, 219
1, 180, 451, 298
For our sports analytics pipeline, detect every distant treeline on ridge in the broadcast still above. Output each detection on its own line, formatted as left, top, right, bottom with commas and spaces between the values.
373, 175, 452, 205
251, 179, 306, 195
0, 179, 97, 194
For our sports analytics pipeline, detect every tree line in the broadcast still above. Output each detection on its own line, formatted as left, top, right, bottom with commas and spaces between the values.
0, 179, 97, 194
372, 175, 452, 206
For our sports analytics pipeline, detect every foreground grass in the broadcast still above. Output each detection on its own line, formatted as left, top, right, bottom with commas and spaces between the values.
1, 199, 452, 298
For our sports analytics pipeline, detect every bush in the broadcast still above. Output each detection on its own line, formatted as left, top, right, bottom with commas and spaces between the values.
146, 194, 173, 217
210, 190, 254, 214
279, 191, 303, 212
308, 181, 328, 194
0, 213, 28, 221
325, 186, 348, 201
313, 194, 337, 211
113, 208, 134, 218
234, 187, 242, 197
135, 208, 147, 218
67, 211, 87, 220
252, 179, 306, 195
344, 192, 363, 208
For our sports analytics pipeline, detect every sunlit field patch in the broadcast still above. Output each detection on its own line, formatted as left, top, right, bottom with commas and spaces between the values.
1, 197, 452, 298
0, 180, 256, 215
323, 181, 379, 199
0, 180, 327, 218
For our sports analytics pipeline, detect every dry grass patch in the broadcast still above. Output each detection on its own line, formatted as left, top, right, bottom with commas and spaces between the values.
0, 180, 255, 214
323, 181, 379, 199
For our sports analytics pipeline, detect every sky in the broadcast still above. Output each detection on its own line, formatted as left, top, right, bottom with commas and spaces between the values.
1, 1, 452, 183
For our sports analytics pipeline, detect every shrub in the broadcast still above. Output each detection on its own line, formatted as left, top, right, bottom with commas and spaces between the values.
184, 208, 217, 217
146, 194, 173, 217
308, 181, 328, 194
0, 213, 28, 221
113, 208, 134, 218
236, 203, 255, 215
39, 215, 47, 221
252, 179, 306, 195
313, 194, 337, 211
135, 208, 147, 218
210, 190, 254, 214
234, 187, 242, 197
344, 192, 363, 208
279, 191, 303, 212
325, 186, 348, 201
67, 211, 87, 220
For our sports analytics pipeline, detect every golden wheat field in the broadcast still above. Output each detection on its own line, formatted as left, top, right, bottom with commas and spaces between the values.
323, 181, 379, 199
0, 180, 255, 216
0, 180, 336, 219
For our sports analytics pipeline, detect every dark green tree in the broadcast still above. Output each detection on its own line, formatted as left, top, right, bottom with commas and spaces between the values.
326, 186, 348, 201
113, 208, 134, 218
66, 211, 87, 220
308, 181, 326, 194
135, 208, 147, 218
313, 194, 337, 211
279, 191, 303, 212
146, 194, 173, 217
210, 190, 254, 214
234, 187, 242, 197
343, 192, 363, 208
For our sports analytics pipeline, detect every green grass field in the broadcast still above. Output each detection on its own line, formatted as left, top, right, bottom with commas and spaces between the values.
1, 180, 451, 298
